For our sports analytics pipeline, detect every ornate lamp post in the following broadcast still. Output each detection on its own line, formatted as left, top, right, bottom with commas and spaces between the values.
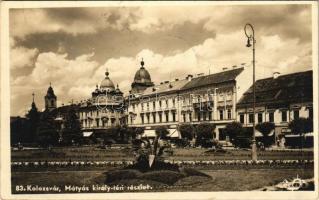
244, 23, 257, 161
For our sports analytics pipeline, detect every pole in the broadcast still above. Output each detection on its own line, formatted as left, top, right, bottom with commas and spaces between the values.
252, 32, 257, 161
244, 23, 257, 161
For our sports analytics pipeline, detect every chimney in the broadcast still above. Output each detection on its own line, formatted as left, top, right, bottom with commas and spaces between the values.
186, 74, 193, 81
273, 72, 280, 79
232, 65, 237, 69
222, 67, 228, 71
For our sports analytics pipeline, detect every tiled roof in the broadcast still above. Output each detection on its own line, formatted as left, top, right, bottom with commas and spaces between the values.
142, 79, 189, 96
181, 67, 244, 90
237, 70, 313, 107
137, 67, 244, 97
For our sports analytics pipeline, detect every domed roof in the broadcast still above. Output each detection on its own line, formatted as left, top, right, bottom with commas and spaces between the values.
100, 69, 115, 91
134, 59, 152, 84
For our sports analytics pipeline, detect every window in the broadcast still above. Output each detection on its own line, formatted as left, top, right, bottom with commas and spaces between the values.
172, 99, 176, 107
203, 112, 207, 121
240, 114, 244, 124
147, 114, 150, 123
132, 104, 135, 112
147, 102, 149, 110
97, 110, 99, 116
152, 113, 156, 123
165, 112, 169, 122
219, 110, 224, 120
309, 108, 313, 119
208, 111, 212, 121
130, 117, 133, 124
294, 110, 299, 119
269, 112, 274, 122
111, 118, 115, 125
189, 113, 192, 122
141, 103, 144, 111
141, 115, 144, 124
159, 113, 162, 123
159, 100, 162, 108
165, 100, 168, 107
172, 112, 176, 122
96, 119, 99, 127
153, 102, 156, 110
197, 112, 201, 121
227, 109, 231, 119
281, 111, 287, 122
258, 113, 263, 123
249, 113, 254, 123
183, 114, 186, 122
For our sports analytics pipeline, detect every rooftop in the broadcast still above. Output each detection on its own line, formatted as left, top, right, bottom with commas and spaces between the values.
237, 70, 313, 107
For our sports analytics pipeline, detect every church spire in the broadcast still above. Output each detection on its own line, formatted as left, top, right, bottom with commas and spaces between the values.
140, 58, 144, 68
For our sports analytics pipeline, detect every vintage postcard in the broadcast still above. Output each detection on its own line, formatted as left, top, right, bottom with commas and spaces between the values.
1, 1, 318, 199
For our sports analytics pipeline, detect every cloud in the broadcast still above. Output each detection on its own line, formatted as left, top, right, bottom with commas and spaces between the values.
9, 5, 313, 116
10, 46, 39, 69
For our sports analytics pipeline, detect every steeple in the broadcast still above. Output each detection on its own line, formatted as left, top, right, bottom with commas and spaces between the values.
140, 58, 145, 69
31, 92, 37, 110
44, 83, 57, 111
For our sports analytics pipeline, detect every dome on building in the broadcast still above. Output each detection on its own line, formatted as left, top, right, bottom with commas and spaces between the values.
100, 69, 115, 91
133, 59, 152, 84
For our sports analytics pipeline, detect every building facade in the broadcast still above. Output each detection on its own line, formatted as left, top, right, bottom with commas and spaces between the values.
236, 70, 313, 137
126, 60, 254, 140
78, 69, 126, 134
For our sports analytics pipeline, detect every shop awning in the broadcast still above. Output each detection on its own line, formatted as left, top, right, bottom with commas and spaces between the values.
83, 131, 93, 137
168, 129, 180, 138
142, 130, 156, 137
285, 132, 313, 137
255, 130, 274, 137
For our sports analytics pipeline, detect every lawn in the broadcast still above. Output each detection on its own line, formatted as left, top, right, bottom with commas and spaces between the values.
11, 146, 313, 162
11, 168, 314, 193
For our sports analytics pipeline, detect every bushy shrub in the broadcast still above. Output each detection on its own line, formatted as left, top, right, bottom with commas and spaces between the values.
139, 170, 185, 185
105, 169, 142, 183
126, 159, 179, 172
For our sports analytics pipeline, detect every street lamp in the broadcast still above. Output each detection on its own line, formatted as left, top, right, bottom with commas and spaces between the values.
244, 23, 257, 161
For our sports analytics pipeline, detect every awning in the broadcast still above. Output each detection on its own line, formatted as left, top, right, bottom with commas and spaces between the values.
168, 129, 180, 138
83, 131, 93, 137
142, 130, 156, 137
285, 132, 313, 137
255, 130, 274, 137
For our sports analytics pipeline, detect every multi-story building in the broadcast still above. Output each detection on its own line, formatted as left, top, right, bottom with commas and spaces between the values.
78, 69, 125, 135
127, 60, 254, 140
236, 70, 313, 138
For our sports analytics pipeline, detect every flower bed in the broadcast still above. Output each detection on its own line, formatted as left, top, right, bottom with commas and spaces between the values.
11, 159, 314, 171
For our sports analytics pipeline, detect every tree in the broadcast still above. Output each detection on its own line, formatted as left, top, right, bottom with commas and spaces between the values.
179, 124, 195, 141
224, 122, 243, 143
289, 117, 313, 149
25, 105, 40, 144
61, 108, 82, 145
36, 111, 59, 147
155, 126, 169, 139
256, 122, 275, 147
224, 122, 252, 148
194, 123, 215, 147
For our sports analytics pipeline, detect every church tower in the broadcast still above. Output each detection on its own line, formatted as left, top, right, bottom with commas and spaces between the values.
44, 83, 57, 111
131, 59, 154, 94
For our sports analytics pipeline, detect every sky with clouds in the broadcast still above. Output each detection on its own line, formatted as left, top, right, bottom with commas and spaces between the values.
9, 4, 312, 116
